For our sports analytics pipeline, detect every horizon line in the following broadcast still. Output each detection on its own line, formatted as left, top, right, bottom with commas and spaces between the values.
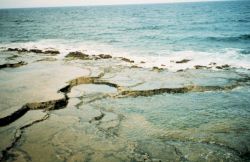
0, 0, 237, 10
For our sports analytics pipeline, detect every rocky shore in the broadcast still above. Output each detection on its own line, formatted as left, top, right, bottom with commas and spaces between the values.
0, 47, 250, 162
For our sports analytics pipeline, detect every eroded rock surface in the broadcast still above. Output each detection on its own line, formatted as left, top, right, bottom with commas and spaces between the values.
1, 46, 250, 162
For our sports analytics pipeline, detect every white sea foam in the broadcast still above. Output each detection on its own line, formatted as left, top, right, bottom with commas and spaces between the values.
1, 39, 250, 71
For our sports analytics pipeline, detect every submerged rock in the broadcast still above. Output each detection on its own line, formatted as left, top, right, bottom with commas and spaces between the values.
121, 57, 135, 63
36, 57, 57, 62
152, 66, 164, 72
7, 48, 28, 53
29, 49, 43, 53
20, 48, 28, 52
216, 64, 230, 69
65, 51, 90, 60
209, 62, 217, 66
44, 50, 60, 55
131, 65, 142, 68
89, 112, 105, 123
176, 59, 191, 64
98, 54, 112, 59
7, 48, 19, 52
7, 47, 59, 55
194, 65, 209, 69
6, 55, 19, 60
0, 61, 27, 69
177, 69, 184, 72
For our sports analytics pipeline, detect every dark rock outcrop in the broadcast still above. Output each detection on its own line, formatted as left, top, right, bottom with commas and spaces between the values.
36, 58, 57, 62
0, 61, 27, 69
29, 49, 43, 53
98, 54, 112, 59
7, 47, 60, 55
177, 69, 184, 72
7, 48, 28, 53
44, 50, 60, 55
194, 65, 209, 69
131, 65, 141, 68
121, 87, 190, 97
209, 62, 217, 66
65, 51, 90, 60
7, 48, 19, 52
26, 98, 68, 111
216, 64, 230, 70
121, 57, 135, 63
152, 66, 164, 72
176, 59, 191, 64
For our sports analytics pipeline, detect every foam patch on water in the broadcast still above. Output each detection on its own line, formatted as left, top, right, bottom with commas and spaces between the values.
1, 39, 250, 71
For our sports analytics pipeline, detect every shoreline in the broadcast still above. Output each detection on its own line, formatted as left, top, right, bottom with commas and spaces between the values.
1, 44, 250, 72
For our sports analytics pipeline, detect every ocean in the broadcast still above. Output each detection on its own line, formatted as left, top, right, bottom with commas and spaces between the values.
0, 0, 250, 69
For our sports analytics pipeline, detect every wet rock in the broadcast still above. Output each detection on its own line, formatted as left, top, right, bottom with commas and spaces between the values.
152, 66, 164, 72
177, 69, 184, 72
26, 98, 68, 111
121, 57, 134, 63
59, 84, 72, 93
119, 79, 250, 97
131, 65, 141, 68
176, 59, 191, 64
0, 113, 49, 161
140, 61, 146, 64
29, 49, 43, 53
134, 141, 182, 162
7, 48, 19, 52
6, 55, 19, 60
59, 76, 98, 93
0, 106, 30, 127
216, 64, 230, 70
7, 48, 28, 53
0, 98, 68, 127
209, 62, 217, 66
44, 50, 60, 55
240, 151, 250, 161
89, 112, 105, 123
121, 87, 190, 97
65, 51, 90, 60
98, 54, 112, 59
19, 48, 28, 52
0, 61, 27, 69
194, 65, 208, 69
7, 47, 59, 54
36, 57, 57, 62
59, 75, 120, 94
93, 80, 120, 89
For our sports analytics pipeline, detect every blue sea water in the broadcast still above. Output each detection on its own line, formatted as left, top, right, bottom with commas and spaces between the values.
0, 0, 250, 68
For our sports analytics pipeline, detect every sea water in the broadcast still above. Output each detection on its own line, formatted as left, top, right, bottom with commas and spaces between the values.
0, 0, 250, 69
